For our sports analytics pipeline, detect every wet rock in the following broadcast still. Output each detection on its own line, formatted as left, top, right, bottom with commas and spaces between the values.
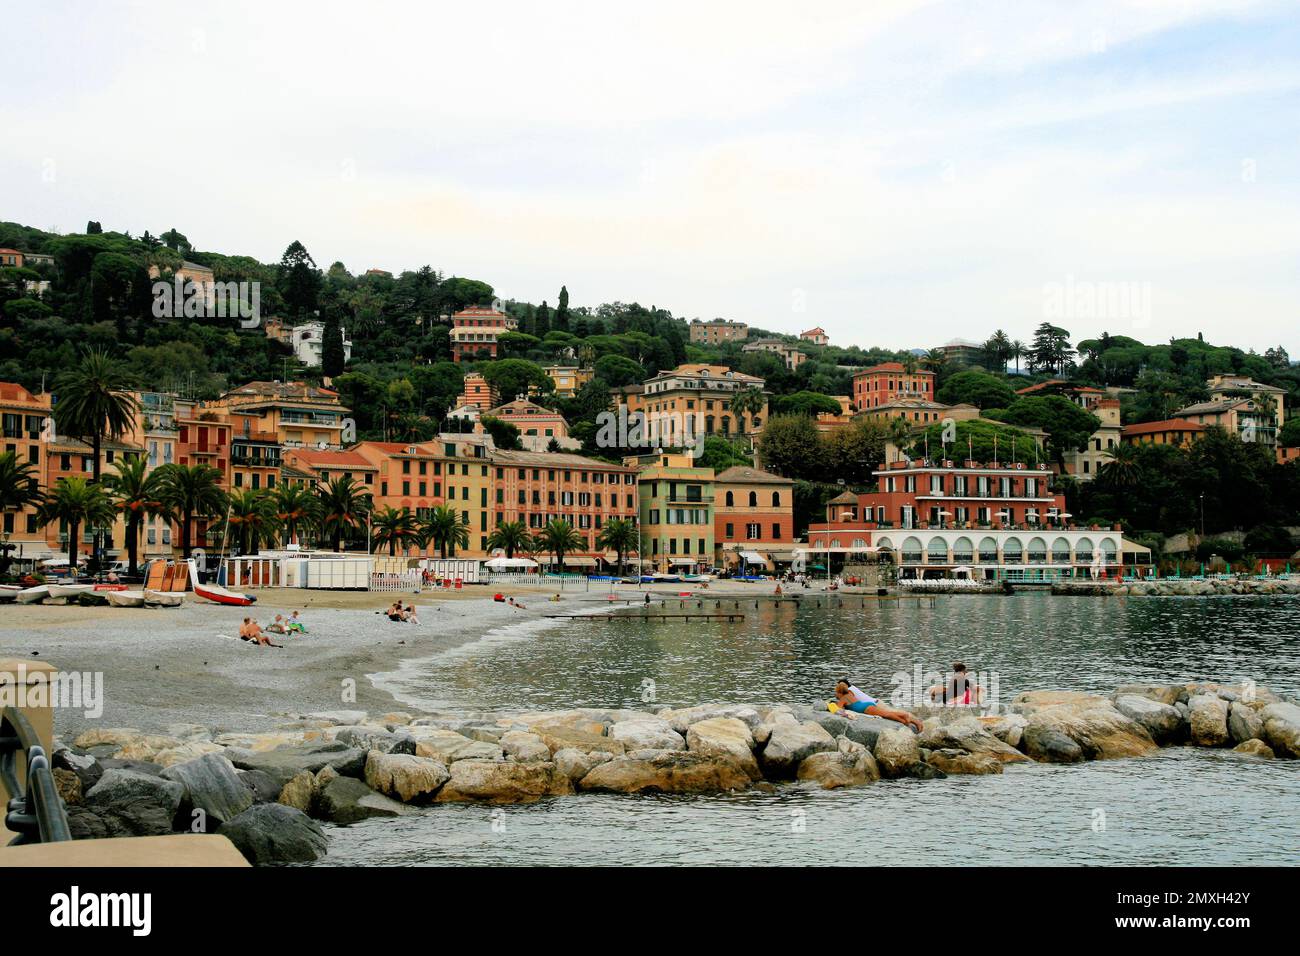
1261, 702, 1300, 757
1114, 695, 1185, 745
276, 770, 317, 813
1231, 739, 1275, 758
53, 767, 82, 805
927, 749, 1003, 775
436, 759, 573, 803
685, 717, 760, 780
760, 721, 836, 778
53, 748, 103, 792
658, 704, 763, 735
1023, 725, 1084, 763
218, 803, 328, 865
842, 715, 906, 751
1023, 702, 1156, 760
796, 751, 878, 789
873, 727, 921, 778
918, 717, 1030, 763
160, 753, 253, 827
608, 718, 686, 752
500, 731, 552, 763
83, 769, 184, 837
1227, 702, 1264, 744
316, 775, 405, 823
579, 751, 751, 794
1188, 694, 1230, 747
364, 752, 450, 802
227, 742, 367, 791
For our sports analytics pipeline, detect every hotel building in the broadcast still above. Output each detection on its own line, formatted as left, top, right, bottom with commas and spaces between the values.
450, 306, 510, 362
618, 364, 768, 446
851, 362, 935, 412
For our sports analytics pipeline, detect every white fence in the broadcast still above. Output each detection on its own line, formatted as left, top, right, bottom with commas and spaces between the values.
370, 570, 424, 593
485, 572, 592, 590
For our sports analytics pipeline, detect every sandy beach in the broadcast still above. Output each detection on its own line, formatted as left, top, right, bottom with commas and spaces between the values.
0, 584, 615, 738
0, 580, 797, 739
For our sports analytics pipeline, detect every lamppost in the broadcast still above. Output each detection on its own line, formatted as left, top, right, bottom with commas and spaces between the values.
1199, 494, 1205, 538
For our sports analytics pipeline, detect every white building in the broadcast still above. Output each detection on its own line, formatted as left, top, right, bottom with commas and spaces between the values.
290, 321, 352, 368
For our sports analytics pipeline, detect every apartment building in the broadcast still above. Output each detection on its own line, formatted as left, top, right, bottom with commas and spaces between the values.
0, 383, 50, 557
618, 364, 768, 446
688, 318, 749, 345
713, 466, 794, 571
851, 362, 935, 411
634, 452, 714, 573
210, 381, 351, 449
450, 306, 510, 362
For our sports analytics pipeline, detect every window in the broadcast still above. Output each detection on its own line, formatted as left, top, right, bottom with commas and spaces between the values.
746, 523, 760, 539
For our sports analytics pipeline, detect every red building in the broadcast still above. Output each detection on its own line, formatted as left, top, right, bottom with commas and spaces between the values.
851, 362, 935, 411
450, 307, 509, 362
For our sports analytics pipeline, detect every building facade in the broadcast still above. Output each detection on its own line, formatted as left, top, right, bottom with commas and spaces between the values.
713, 466, 794, 570
851, 363, 935, 411
688, 318, 749, 345
635, 453, 714, 573
619, 364, 768, 446
450, 307, 509, 362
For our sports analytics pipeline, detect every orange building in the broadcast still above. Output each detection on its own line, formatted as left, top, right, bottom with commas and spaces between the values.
1120, 418, 1206, 449
0, 383, 50, 557
852, 362, 935, 411
458, 372, 500, 410
209, 381, 351, 449
491, 449, 638, 567
713, 466, 795, 570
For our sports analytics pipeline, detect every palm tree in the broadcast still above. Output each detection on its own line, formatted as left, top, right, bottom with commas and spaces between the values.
52, 349, 139, 567
318, 476, 370, 552
1010, 340, 1026, 375
225, 489, 280, 556
486, 519, 531, 559
422, 503, 469, 559
729, 386, 766, 439
596, 517, 638, 576
103, 455, 165, 576
37, 477, 116, 569
153, 463, 227, 559
537, 518, 583, 573
273, 484, 319, 546
1098, 444, 1142, 488
0, 451, 41, 576
371, 505, 419, 556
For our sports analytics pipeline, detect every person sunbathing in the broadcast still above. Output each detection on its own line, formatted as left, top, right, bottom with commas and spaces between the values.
286, 611, 307, 634
244, 618, 282, 648
833, 680, 923, 732
267, 614, 289, 634
403, 603, 421, 624
386, 603, 405, 622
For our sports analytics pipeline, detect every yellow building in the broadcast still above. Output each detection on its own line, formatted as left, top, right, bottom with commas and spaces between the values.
209, 381, 351, 449
542, 365, 594, 399
632, 452, 715, 573
618, 364, 768, 446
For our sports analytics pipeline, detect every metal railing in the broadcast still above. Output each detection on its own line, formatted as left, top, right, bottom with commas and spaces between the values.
1, 707, 72, 845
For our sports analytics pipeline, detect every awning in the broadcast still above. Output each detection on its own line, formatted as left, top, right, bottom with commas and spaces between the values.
739, 551, 766, 564
485, 557, 538, 570
554, 556, 596, 567
668, 557, 700, 565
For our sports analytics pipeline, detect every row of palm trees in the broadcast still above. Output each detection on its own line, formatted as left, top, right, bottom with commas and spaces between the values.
484, 516, 640, 574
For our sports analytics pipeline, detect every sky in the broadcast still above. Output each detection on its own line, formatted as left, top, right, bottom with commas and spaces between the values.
2, 0, 1298, 353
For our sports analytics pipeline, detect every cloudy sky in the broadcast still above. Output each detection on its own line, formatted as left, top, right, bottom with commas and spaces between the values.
3, 1, 1298, 352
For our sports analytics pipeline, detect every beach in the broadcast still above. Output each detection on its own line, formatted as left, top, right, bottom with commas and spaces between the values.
0, 584, 611, 737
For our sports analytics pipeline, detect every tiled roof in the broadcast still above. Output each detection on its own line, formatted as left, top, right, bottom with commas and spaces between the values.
492, 449, 632, 470
715, 466, 791, 485
1121, 418, 1206, 436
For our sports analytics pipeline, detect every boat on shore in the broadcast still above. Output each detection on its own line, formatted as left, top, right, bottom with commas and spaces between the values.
143, 589, 184, 608
106, 589, 146, 608
16, 585, 49, 604
47, 582, 95, 600
193, 581, 254, 606
0, 585, 22, 602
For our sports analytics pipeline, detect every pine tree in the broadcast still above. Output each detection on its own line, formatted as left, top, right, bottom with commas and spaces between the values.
554, 285, 570, 333
322, 310, 346, 377
535, 300, 551, 336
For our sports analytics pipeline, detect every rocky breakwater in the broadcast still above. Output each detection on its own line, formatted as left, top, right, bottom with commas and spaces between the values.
49, 685, 1299, 864
1116, 578, 1300, 597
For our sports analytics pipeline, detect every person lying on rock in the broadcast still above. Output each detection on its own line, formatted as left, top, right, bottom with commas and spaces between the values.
833, 680, 923, 732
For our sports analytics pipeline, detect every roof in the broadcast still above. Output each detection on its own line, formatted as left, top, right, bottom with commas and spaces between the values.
286, 448, 376, 470
715, 466, 791, 485
853, 362, 934, 376
0, 248, 22, 255
0, 382, 48, 404
1121, 418, 1206, 437
491, 449, 632, 470
221, 381, 340, 402
180, 260, 213, 273
1174, 399, 1254, 416
488, 398, 565, 418
1014, 380, 1102, 396
828, 490, 859, 505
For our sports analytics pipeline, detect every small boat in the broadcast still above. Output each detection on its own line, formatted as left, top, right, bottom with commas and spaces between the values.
47, 583, 95, 599
193, 581, 255, 606
94, 583, 129, 592
0, 585, 22, 602
17, 585, 49, 604
106, 589, 146, 608
143, 589, 184, 608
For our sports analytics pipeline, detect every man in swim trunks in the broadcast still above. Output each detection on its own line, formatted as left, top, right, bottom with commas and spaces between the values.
834, 679, 923, 732
928, 662, 983, 706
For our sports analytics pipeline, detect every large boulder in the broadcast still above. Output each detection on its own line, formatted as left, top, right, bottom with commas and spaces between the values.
658, 704, 763, 736
553, 748, 604, 783
926, 749, 1003, 775
405, 727, 505, 763
83, 769, 184, 837
333, 725, 412, 753
1112, 684, 1182, 706
872, 727, 921, 778
1114, 695, 1185, 746
917, 717, 1030, 764
760, 721, 836, 778
985, 714, 1028, 749
276, 770, 317, 813
227, 742, 366, 791
579, 751, 751, 794
316, 775, 405, 824
435, 759, 574, 803
1012, 691, 1109, 716
1023, 701, 1156, 760
53, 748, 103, 792
364, 752, 450, 802
796, 751, 878, 789
536, 726, 625, 757
1188, 694, 1230, 747
608, 718, 686, 752
841, 716, 902, 751
1227, 702, 1264, 744
153, 741, 225, 768
1232, 739, 1275, 759
218, 803, 328, 865
685, 717, 760, 780
1022, 725, 1084, 763
500, 731, 552, 763
160, 753, 253, 828
1261, 702, 1300, 758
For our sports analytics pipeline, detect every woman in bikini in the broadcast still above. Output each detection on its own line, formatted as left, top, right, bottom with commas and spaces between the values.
834, 679, 923, 732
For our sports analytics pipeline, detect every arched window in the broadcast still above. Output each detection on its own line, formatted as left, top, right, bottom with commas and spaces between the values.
1028, 536, 1047, 564
901, 537, 923, 564
772, 491, 781, 507
1003, 536, 1023, 563
725, 491, 734, 506
953, 536, 974, 563
978, 536, 998, 563
1051, 536, 1071, 563
748, 491, 758, 507
1076, 537, 1094, 563
927, 537, 949, 564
